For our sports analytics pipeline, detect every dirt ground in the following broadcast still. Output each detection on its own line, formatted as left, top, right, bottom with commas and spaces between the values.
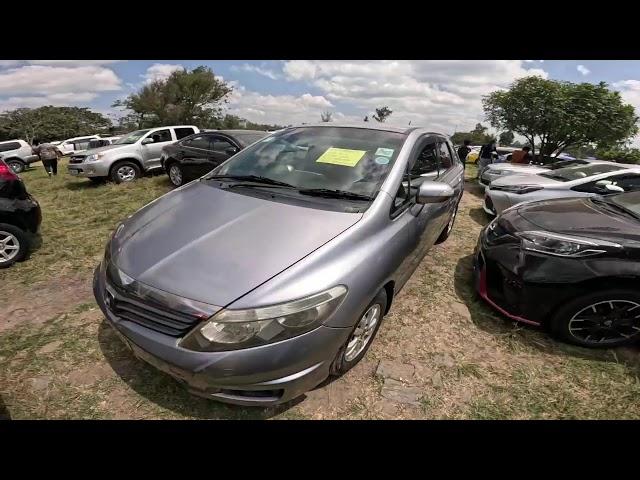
2, 168, 640, 419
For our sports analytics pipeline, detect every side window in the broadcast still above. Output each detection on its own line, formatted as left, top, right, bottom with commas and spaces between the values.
147, 129, 172, 143
571, 175, 640, 194
183, 135, 211, 150
410, 142, 439, 182
610, 174, 640, 192
0, 142, 21, 152
175, 127, 195, 140
438, 141, 453, 171
212, 137, 236, 153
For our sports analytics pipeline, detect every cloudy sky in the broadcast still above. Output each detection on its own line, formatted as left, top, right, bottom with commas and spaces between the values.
1, 60, 640, 143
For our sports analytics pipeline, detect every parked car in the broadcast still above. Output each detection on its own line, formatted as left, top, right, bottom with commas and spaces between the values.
67, 126, 199, 183
88, 137, 121, 149
93, 124, 464, 405
0, 159, 41, 268
483, 162, 640, 215
57, 135, 101, 156
479, 159, 597, 187
0, 140, 40, 174
161, 130, 269, 186
474, 191, 640, 348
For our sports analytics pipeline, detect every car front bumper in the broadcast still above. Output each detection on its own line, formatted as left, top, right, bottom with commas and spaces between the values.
67, 161, 111, 178
93, 265, 351, 406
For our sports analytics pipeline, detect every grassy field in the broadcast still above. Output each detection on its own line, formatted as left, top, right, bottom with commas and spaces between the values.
1, 160, 640, 419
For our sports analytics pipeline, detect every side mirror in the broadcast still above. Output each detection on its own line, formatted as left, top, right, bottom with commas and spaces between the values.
142, 137, 155, 145
416, 180, 455, 204
225, 146, 239, 156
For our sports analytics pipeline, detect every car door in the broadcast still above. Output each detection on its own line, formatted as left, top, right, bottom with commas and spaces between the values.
206, 135, 240, 170
177, 133, 218, 179
571, 172, 640, 196
141, 129, 174, 169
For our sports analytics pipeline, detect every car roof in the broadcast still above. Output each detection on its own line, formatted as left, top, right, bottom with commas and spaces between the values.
283, 123, 447, 137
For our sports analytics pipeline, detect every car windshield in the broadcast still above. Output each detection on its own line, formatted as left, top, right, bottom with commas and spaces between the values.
210, 127, 407, 199
114, 129, 151, 145
232, 132, 269, 146
538, 163, 624, 182
607, 192, 640, 219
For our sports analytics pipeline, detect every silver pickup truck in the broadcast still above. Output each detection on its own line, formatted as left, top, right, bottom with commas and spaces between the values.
67, 125, 199, 183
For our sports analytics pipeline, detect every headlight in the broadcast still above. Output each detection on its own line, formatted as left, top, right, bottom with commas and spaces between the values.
85, 153, 103, 162
491, 184, 543, 194
180, 285, 348, 352
516, 230, 621, 257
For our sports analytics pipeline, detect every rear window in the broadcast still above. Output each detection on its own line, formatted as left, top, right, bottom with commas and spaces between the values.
538, 163, 624, 182
0, 142, 22, 152
175, 127, 196, 140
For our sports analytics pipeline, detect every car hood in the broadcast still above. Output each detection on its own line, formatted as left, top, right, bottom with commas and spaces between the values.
514, 197, 640, 241
78, 144, 129, 156
111, 181, 363, 306
491, 172, 561, 187
486, 164, 546, 174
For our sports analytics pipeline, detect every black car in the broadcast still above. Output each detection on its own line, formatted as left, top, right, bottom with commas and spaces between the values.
161, 130, 269, 186
0, 159, 41, 268
474, 191, 640, 348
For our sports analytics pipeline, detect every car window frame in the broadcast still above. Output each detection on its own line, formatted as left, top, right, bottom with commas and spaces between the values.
174, 127, 196, 141
182, 133, 215, 151
210, 135, 239, 154
390, 134, 441, 219
143, 128, 173, 144
0, 142, 22, 152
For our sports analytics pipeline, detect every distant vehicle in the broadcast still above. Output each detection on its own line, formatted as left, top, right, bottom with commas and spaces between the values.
0, 140, 40, 174
88, 137, 121, 149
479, 159, 599, 187
58, 135, 101, 156
49, 141, 62, 146
475, 191, 640, 348
67, 126, 199, 183
0, 159, 41, 268
160, 130, 269, 186
484, 162, 640, 215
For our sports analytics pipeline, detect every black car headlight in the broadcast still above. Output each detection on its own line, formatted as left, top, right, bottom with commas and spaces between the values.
516, 231, 622, 257
180, 285, 347, 352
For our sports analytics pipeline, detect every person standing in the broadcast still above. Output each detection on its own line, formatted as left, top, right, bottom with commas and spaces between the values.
33, 139, 61, 177
477, 140, 497, 178
457, 139, 472, 170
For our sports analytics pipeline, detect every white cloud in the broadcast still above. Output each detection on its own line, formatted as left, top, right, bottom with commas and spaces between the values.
0, 61, 21, 67
280, 60, 548, 132
231, 63, 279, 80
613, 80, 640, 147
142, 63, 185, 84
0, 92, 100, 112
577, 64, 590, 76
0, 65, 121, 96
28, 60, 122, 66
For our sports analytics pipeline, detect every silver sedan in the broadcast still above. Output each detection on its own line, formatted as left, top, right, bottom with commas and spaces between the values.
484, 162, 640, 215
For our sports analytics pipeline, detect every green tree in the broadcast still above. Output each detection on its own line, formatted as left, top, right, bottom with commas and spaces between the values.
595, 147, 640, 164
483, 77, 638, 157
0, 106, 111, 143
498, 131, 515, 146
373, 106, 392, 122
451, 123, 494, 145
113, 66, 233, 128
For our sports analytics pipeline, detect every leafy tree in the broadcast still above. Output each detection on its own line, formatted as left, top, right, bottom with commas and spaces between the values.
113, 66, 233, 128
451, 123, 495, 145
373, 106, 392, 122
320, 111, 333, 122
0, 106, 111, 143
483, 77, 638, 157
595, 147, 640, 164
498, 131, 515, 146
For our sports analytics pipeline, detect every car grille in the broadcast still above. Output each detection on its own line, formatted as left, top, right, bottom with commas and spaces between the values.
105, 285, 201, 337
69, 156, 85, 164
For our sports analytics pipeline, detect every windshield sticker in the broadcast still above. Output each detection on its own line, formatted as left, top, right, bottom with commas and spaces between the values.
375, 156, 390, 165
375, 147, 394, 157
316, 147, 367, 167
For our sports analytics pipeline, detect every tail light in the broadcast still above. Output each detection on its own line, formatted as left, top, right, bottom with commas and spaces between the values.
0, 162, 19, 181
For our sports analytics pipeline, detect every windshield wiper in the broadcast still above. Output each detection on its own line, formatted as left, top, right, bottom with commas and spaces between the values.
297, 188, 374, 201
205, 174, 295, 188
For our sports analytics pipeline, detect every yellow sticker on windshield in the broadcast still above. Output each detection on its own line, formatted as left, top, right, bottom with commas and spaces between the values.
316, 147, 366, 167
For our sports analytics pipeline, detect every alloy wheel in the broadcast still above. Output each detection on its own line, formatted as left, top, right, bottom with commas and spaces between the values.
568, 300, 640, 345
0, 231, 20, 264
344, 304, 381, 362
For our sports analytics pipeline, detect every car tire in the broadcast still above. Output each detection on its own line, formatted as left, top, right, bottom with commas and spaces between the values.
110, 161, 141, 184
167, 162, 185, 187
6, 159, 25, 174
330, 289, 387, 376
549, 289, 640, 348
435, 200, 459, 244
0, 223, 29, 269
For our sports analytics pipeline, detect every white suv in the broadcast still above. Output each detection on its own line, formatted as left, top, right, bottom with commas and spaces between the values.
67, 125, 199, 183
57, 135, 101, 156
0, 140, 39, 173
